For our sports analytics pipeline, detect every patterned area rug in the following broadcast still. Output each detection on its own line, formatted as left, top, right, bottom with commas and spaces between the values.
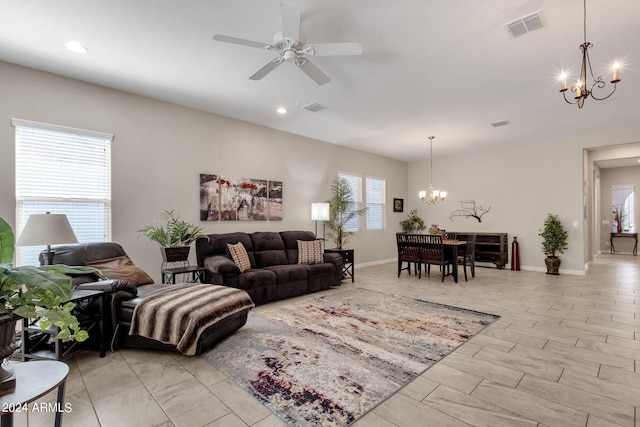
202, 288, 499, 426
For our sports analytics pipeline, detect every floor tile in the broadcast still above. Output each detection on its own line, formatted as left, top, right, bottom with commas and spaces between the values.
50, 254, 640, 426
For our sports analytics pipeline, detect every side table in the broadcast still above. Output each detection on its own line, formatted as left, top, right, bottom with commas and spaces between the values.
0, 360, 69, 427
162, 265, 207, 284
21, 289, 106, 361
610, 232, 638, 255
324, 248, 354, 282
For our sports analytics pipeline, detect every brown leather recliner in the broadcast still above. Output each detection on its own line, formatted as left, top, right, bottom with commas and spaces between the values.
41, 242, 250, 355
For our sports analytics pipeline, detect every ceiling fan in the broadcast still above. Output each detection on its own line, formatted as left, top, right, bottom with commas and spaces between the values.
213, 2, 363, 85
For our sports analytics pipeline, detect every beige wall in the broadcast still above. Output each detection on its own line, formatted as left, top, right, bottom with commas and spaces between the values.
0, 61, 407, 282
409, 137, 640, 274
4, 59, 640, 277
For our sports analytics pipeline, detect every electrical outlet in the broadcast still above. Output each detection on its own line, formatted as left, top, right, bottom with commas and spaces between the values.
603, 220, 610, 225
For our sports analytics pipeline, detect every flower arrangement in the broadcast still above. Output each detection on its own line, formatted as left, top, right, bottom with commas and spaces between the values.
428, 223, 441, 234
399, 209, 426, 233
612, 206, 627, 232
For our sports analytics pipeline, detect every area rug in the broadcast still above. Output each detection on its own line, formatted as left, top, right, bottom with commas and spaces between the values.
202, 288, 499, 426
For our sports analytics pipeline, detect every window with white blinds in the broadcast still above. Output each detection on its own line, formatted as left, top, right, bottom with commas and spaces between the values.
338, 173, 386, 232
338, 173, 362, 232
13, 118, 113, 266
366, 177, 385, 230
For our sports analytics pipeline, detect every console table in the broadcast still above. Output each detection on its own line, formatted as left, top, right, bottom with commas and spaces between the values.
451, 232, 508, 268
610, 232, 638, 255
324, 248, 354, 282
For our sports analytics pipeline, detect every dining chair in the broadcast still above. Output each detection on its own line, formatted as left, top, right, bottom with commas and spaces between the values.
419, 234, 455, 282
458, 234, 476, 281
396, 233, 421, 277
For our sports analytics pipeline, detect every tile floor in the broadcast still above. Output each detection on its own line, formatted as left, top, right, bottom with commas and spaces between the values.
8, 253, 640, 426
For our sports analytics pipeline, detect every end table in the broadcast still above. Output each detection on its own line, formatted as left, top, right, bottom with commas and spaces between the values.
324, 248, 354, 282
21, 289, 106, 361
161, 265, 207, 284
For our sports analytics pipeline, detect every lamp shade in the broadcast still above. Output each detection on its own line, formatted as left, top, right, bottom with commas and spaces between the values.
311, 203, 330, 221
16, 213, 78, 247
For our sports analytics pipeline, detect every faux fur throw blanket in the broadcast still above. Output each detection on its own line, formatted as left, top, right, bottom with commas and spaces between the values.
129, 283, 254, 355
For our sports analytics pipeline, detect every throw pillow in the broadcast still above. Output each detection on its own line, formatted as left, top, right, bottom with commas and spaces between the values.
85, 255, 154, 286
297, 239, 324, 265
227, 242, 251, 272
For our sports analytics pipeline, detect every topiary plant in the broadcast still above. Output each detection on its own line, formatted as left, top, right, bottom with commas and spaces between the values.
539, 213, 568, 257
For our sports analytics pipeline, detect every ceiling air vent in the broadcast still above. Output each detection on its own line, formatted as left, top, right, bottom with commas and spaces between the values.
491, 120, 511, 128
504, 11, 546, 39
303, 102, 327, 112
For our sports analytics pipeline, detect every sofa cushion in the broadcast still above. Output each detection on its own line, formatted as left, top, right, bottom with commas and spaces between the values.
280, 231, 317, 264
45, 242, 127, 266
227, 243, 251, 273
263, 264, 308, 283
86, 255, 154, 286
297, 239, 324, 264
250, 232, 288, 268
196, 233, 256, 267
236, 269, 277, 289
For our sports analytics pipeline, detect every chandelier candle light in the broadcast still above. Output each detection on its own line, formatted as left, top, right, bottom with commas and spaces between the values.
419, 136, 447, 204
559, 0, 621, 109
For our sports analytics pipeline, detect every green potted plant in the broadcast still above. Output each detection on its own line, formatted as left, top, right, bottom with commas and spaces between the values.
399, 209, 426, 233
326, 177, 368, 250
138, 210, 206, 262
538, 213, 568, 275
0, 216, 92, 391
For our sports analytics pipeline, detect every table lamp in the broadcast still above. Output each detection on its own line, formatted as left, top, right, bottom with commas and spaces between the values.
16, 212, 78, 265
311, 202, 330, 243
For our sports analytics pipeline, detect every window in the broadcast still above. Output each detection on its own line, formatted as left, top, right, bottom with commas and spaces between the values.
366, 177, 385, 230
612, 184, 635, 232
338, 173, 362, 232
338, 172, 386, 232
13, 118, 112, 266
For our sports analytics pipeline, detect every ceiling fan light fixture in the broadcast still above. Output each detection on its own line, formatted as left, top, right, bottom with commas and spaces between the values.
212, 2, 362, 85
276, 107, 288, 114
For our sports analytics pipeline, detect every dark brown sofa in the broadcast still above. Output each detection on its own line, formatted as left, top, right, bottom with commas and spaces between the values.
42, 242, 252, 355
196, 231, 343, 305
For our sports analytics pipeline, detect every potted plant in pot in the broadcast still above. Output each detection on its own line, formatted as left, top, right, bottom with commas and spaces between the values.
399, 209, 426, 233
0, 216, 93, 391
326, 177, 368, 250
539, 213, 568, 275
138, 210, 206, 262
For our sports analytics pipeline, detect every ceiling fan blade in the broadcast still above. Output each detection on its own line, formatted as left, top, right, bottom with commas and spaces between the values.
249, 59, 283, 80
306, 42, 363, 56
297, 60, 330, 85
280, 2, 301, 40
213, 34, 270, 50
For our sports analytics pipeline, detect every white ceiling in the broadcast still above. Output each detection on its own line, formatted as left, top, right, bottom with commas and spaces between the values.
0, 0, 638, 162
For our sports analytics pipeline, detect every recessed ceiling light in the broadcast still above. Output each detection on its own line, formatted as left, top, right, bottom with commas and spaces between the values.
65, 41, 88, 54
276, 107, 288, 114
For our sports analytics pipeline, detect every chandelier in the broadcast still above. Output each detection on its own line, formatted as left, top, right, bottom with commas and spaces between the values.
418, 136, 447, 204
559, 0, 621, 109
